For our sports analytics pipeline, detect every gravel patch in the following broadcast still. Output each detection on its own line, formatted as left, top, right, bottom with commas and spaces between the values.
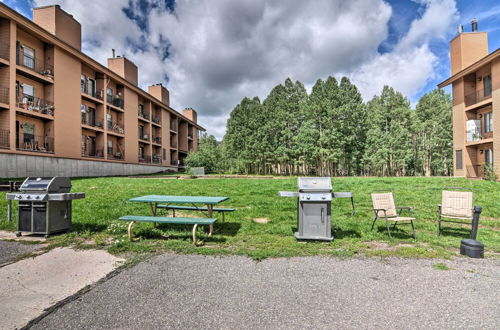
31, 255, 500, 330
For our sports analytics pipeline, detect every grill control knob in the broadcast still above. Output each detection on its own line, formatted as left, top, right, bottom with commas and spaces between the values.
306, 195, 311, 200
17, 195, 22, 199
26, 195, 31, 199
322, 195, 326, 200
35, 195, 40, 200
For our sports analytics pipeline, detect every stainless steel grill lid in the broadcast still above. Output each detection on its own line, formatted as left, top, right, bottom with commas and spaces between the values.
297, 177, 332, 192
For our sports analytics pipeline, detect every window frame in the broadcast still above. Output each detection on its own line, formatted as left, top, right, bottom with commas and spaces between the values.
455, 150, 463, 170
22, 45, 35, 69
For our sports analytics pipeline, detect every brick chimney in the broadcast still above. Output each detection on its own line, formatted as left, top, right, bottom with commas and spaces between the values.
183, 108, 197, 123
107, 56, 138, 86
33, 5, 81, 50
148, 84, 170, 106
450, 20, 488, 75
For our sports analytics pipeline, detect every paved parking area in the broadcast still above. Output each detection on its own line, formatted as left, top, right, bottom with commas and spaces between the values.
0, 240, 42, 266
31, 254, 500, 329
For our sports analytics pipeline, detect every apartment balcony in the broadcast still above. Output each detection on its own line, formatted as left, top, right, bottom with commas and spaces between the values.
465, 88, 492, 108
139, 133, 150, 142
170, 140, 177, 148
107, 148, 124, 160
16, 96, 55, 118
152, 115, 161, 125
466, 164, 486, 179
152, 136, 162, 144
0, 129, 9, 149
0, 86, 9, 106
0, 40, 9, 62
16, 134, 54, 153
138, 155, 152, 164
138, 110, 150, 121
82, 148, 104, 159
152, 155, 162, 164
170, 121, 177, 132
107, 94, 124, 109
188, 133, 193, 140
16, 49, 54, 82
82, 116, 104, 130
466, 119, 493, 145
170, 159, 178, 166
107, 121, 124, 135
82, 88, 104, 103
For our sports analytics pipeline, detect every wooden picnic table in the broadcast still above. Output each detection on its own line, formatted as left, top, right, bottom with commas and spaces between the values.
129, 195, 229, 235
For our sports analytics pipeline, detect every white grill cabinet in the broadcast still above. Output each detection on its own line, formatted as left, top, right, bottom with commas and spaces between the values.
280, 177, 333, 241
6, 177, 85, 237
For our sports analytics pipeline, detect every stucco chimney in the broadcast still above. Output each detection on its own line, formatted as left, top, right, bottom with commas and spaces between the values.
449, 31, 488, 75
148, 84, 170, 106
183, 108, 197, 123
107, 56, 138, 86
33, 5, 82, 50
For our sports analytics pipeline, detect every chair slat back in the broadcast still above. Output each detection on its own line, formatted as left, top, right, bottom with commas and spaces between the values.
441, 190, 473, 218
371, 193, 397, 217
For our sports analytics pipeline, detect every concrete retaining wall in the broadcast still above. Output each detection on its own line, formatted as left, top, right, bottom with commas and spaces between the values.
0, 154, 176, 178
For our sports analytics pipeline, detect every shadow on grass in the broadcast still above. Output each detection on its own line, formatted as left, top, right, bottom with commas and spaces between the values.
72, 222, 107, 233
439, 226, 472, 238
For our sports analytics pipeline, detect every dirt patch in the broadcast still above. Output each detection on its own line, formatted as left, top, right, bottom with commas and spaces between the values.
253, 218, 270, 224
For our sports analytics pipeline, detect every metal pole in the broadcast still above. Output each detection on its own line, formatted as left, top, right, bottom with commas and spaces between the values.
7, 200, 12, 222
471, 206, 482, 240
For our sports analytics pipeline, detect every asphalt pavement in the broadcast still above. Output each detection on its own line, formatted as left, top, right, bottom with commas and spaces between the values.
30, 254, 500, 329
0, 240, 41, 266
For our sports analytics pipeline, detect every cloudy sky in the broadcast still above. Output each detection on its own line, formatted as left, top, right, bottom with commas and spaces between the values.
3, 0, 500, 138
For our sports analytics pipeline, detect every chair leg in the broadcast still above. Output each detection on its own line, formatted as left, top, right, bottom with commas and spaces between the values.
437, 215, 441, 237
370, 218, 377, 231
222, 212, 225, 223
411, 221, 416, 240
386, 220, 392, 239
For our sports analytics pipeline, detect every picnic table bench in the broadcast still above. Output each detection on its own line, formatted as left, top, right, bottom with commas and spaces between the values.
119, 215, 217, 243
157, 205, 235, 221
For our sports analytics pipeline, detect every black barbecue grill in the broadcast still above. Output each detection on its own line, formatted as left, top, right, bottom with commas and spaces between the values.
6, 177, 85, 237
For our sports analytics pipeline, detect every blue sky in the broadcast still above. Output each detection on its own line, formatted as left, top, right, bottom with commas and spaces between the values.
3, 0, 500, 137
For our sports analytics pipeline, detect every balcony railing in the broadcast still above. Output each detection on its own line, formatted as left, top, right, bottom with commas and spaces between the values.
0, 40, 9, 61
82, 148, 104, 158
16, 49, 54, 78
82, 116, 104, 129
17, 134, 54, 152
139, 133, 150, 141
139, 155, 152, 163
0, 129, 9, 148
153, 136, 162, 144
152, 116, 161, 124
0, 86, 9, 104
107, 121, 124, 134
17, 96, 54, 116
152, 155, 162, 164
170, 140, 177, 148
138, 111, 150, 120
465, 88, 492, 107
82, 88, 104, 100
107, 94, 124, 109
107, 148, 124, 160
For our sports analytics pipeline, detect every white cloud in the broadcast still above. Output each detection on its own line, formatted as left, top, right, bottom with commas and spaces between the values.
33, 0, 458, 138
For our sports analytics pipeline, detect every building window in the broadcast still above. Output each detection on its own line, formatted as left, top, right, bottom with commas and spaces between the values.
81, 75, 87, 93
163, 148, 166, 160
87, 78, 96, 97
107, 140, 113, 155
81, 104, 87, 124
456, 150, 463, 170
22, 45, 35, 69
138, 147, 144, 158
22, 84, 35, 103
106, 88, 113, 103
21, 122, 35, 146
483, 74, 492, 97
484, 112, 493, 133
138, 104, 144, 116
106, 113, 112, 128
486, 149, 493, 166
82, 135, 87, 154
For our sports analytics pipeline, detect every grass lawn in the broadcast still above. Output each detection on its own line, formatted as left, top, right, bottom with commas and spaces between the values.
0, 176, 499, 260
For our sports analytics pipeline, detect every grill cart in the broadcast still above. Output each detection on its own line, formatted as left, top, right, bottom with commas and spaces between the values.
6, 177, 85, 237
280, 177, 333, 241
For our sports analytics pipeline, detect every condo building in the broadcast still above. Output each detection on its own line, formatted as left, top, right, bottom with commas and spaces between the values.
0, 4, 203, 177
439, 22, 499, 179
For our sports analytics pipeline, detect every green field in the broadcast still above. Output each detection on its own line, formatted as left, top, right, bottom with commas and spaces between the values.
1, 176, 499, 260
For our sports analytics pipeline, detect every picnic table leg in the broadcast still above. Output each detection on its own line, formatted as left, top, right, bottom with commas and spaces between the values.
150, 203, 158, 228
7, 200, 12, 222
351, 197, 355, 216
192, 224, 198, 243
127, 221, 136, 241
207, 204, 214, 237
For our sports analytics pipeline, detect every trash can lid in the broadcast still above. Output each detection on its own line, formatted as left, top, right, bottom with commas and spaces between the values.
460, 239, 484, 248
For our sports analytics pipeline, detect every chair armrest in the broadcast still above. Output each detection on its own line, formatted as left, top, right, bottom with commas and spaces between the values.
373, 208, 388, 218
397, 206, 413, 210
